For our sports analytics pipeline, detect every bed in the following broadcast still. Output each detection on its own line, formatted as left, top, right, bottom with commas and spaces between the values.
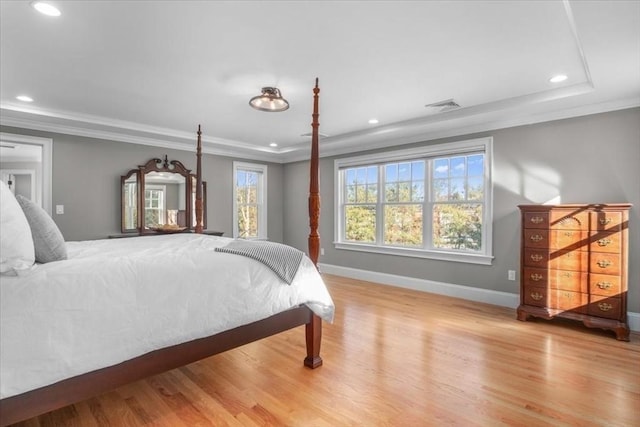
0, 80, 328, 426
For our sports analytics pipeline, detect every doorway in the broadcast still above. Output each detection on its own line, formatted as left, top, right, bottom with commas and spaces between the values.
0, 133, 52, 214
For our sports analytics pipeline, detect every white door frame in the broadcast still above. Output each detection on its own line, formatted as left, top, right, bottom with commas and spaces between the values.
0, 133, 52, 214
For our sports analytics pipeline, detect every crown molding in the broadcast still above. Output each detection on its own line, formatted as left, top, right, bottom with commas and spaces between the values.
0, 104, 283, 163
2, 96, 638, 165
280, 96, 640, 163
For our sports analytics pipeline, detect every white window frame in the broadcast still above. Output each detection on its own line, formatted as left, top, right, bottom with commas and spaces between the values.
334, 137, 494, 265
233, 161, 268, 240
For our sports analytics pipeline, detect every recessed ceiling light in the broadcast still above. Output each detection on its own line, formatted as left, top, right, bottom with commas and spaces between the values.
31, 1, 61, 17
269, 142, 278, 147
549, 74, 568, 83
368, 118, 379, 125
16, 95, 34, 102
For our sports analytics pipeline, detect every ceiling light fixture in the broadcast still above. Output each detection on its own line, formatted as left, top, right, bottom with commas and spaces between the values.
249, 87, 289, 112
16, 95, 34, 102
549, 74, 568, 83
31, 1, 61, 17
269, 142, 278, 147
368, 118, 379, 124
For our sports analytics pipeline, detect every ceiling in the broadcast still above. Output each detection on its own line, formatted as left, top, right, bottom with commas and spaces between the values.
1, 0, 639, 163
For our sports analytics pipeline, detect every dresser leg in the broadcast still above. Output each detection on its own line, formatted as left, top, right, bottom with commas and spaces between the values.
613, 326, 630, 342
516, 306, 530, 322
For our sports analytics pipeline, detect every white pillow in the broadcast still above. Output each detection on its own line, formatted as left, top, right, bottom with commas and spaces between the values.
16, 194, 67, 263
0, 181, 35, 274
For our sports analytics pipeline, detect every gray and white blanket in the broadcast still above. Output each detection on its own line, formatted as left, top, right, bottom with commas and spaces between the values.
215, 239, 304, 285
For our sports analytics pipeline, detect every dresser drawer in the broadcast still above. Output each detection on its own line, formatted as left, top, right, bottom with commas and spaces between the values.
524, 249, 588, 271
523, 267, 588, 293
589, 231, 621, 253
523, 286, 587, 313
588, 295, 622, 320
549, 210, 589, 231
589, 273, 622, 297
523, 211, 589, 230
524, 229, 587, 250
523, 212, 550, 229
590, 211, 623, 231
589, 253, 621, 275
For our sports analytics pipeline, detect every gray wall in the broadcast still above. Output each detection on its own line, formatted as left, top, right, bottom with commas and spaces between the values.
283, 108, 640, 312
0, 126, 285, 243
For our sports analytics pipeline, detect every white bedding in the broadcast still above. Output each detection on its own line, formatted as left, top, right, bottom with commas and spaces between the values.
0, 234, 334, 399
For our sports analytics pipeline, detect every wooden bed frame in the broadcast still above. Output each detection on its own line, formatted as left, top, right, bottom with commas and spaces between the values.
0, 80, 324, 426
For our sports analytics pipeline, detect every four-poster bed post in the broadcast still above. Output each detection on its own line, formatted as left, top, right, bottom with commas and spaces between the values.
305, 78, 323, 369
195, 124, 204, 233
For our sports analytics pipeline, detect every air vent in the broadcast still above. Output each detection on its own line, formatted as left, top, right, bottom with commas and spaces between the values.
301, 132, 329, 138
425, 98, 461, 112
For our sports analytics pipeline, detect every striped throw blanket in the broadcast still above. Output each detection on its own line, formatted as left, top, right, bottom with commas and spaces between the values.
215, 240, 304, 285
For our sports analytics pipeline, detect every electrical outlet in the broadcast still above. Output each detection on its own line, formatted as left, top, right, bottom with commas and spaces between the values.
508, 270, 516, 281
55, 205, 64, 215
320, 248, 325, 256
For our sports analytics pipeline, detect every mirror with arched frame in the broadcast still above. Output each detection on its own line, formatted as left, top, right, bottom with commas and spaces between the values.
121, 156, 206, 234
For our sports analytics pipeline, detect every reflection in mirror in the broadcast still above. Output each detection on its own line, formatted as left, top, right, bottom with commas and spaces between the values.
121, 170, 139, 233
144, 171, 187, 229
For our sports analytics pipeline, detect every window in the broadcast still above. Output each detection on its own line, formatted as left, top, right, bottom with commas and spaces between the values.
233, 162, 267, 239
335, 137, 493, 264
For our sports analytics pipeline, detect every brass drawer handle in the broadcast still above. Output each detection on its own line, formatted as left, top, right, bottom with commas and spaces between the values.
597, 238, 611, 247
530, 292, 543, 301
561, 272, 572, 278
530, 254, 544, 262
564, 231, 574, 237
530, 273, 543, 281
530, 234, 543, 242
530, 216, 544, 224
596, 281, 612, 290
596, 260, 612, 268
599, 218, 612, 225
598, 302, 613, 312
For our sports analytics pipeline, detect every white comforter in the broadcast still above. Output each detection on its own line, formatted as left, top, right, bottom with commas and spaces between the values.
0, 234, 334, 399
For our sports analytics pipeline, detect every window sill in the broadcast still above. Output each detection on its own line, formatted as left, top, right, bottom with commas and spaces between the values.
333, 242, 494, 265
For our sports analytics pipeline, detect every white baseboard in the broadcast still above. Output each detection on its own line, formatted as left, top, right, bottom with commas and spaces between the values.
318, 263, 640, 333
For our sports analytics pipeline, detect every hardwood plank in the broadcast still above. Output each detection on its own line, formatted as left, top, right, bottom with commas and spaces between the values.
8, 274, 640, 426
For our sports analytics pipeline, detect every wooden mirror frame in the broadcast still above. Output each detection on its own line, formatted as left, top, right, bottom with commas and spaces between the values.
120, 156, 208, 234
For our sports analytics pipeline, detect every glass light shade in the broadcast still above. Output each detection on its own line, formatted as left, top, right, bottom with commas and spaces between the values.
31, 1, 61, 16
249, 87, 289, 112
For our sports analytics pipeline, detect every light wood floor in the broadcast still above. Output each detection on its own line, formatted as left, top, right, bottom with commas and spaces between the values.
12, 274, 640, 427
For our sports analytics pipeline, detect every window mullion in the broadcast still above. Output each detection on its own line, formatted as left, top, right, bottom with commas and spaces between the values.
425, 158, 433, 250
377, 164, 385, 246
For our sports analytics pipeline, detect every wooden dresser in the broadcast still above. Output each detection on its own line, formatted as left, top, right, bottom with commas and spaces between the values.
517, 204, 631, 340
